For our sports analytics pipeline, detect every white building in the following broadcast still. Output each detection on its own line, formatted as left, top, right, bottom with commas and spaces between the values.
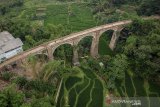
0, 31, 23, 63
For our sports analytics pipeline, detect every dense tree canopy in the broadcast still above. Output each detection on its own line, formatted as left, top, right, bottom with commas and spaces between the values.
0, 0, 24, 15
137, 0, 160, 16
123, 19, 160, 78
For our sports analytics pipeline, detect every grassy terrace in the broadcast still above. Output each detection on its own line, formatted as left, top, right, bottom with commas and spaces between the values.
115, 70, 160, 107
56, 67, 104, 107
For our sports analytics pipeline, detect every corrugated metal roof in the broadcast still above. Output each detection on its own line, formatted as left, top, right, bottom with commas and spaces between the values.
0, 31, 23, 54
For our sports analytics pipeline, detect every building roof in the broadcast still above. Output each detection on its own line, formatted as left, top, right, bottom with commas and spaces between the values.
0, 31, 23, 54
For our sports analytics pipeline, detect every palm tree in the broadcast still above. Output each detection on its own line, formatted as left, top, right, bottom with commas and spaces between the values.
21, 56, 44, 80
21, 56, 62, 83
40, 61, 62, 83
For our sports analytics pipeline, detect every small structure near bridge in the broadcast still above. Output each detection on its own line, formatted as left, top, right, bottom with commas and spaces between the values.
0, 31, 23, 63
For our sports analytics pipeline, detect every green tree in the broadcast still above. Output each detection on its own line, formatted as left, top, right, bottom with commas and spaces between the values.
107, 54, 128, 89
0, 84, 25, 107
109, 54, 128, 79
0, 0, 24, 15
46, 24, 67, 39
137, 0, 160, 16
123, 19, 160, 78
23, 35, 36, 50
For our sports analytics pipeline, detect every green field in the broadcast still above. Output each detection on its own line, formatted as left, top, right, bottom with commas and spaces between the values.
56, 67, 104, 107
14, 2, 99, 33
44, 4, 98, 32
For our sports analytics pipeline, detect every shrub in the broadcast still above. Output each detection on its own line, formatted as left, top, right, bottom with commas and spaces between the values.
1, 84, 25, 107
1, 72, 14, 81
14, 76, 28, 88
20, 103, 31, 107
24, 90, 34, 98
137, 0, 160, 16
0, 92, 7, 107
24, 80, 55, 95
31, 97, 53, 107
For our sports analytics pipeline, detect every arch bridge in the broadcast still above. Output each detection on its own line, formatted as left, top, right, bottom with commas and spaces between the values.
0, 16, 159, 69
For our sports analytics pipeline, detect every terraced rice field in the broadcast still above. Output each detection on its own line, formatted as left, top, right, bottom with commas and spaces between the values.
115, 70, 160, 107
56, 67, 104, 107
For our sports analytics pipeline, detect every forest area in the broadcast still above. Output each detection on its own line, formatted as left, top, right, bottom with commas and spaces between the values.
0, 0, 160, 107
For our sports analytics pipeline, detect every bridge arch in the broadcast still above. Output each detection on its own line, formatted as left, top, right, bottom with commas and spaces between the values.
51, 42, 73, 55
31, 49, 50, 62
119, 27, 130, 40
53, 43, 73, 64
98, 29, 115, 55
99, 28, 117, 36
115, 27, 130, 50
76, 33, 95, 44
34, 53, 49, 61
77, 35, 93, 59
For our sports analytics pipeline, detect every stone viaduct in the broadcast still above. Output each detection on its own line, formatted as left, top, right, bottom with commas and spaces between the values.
0, 16, 159, 69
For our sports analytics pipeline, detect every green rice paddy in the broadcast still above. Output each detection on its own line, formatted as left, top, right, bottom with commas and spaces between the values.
115, 70, 160, 107
56, 67, 104, 107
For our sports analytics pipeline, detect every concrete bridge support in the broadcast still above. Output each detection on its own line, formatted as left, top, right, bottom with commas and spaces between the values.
72, 47, 79, 65
90, 31, 100, 58
47, 47, 54, 61
109, 29, 121, 50
72, 40, 80, 65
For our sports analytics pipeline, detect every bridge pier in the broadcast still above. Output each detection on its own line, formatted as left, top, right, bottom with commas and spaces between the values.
47, 47, 54, 61
109, 29, 121, 50
72, 40, 80, 66
90, 31, 100, 58
72, 46, 79, 66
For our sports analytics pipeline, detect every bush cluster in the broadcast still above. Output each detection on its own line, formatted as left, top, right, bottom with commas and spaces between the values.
0, 72, 14, 81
